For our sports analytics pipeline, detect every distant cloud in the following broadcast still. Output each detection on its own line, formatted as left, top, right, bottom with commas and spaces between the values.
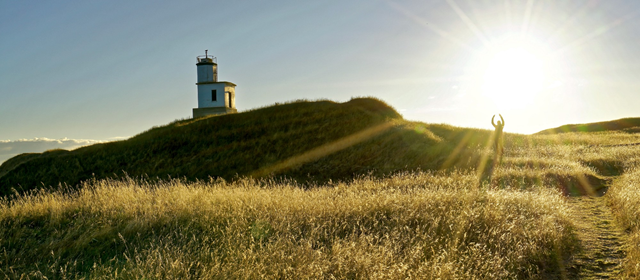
107, 136, 130, 141
0, 138, 105, 165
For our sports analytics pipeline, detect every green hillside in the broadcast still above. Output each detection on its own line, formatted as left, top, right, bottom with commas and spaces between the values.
4, 129, 640, 279
0, 98, 493, 197
536, 117, 640, 134
6, 98, 640, 278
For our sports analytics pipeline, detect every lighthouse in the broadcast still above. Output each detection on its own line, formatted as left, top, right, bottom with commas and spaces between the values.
193, 50, 237, 118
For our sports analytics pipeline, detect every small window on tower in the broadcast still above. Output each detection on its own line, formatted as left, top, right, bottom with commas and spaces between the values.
211, 90, 217, 101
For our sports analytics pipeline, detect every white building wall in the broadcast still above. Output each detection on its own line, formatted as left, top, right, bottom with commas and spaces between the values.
197, 83, 226, 108
197, 64, 217, 83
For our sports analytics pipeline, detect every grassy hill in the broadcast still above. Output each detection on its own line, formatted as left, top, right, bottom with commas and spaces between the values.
3, 130, 640, 279
4, 97, 640, 278
0, 98, 492, 197
536, 117, 640, 134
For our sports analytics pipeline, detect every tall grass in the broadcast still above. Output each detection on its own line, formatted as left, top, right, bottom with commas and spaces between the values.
0, 172, 576, 279
2, 102, 640, 278
607, 167, 640, 278
508, 131, 640, 277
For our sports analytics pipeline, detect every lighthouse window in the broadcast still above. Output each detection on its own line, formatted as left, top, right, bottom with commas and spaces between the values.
211, 90, 217, 101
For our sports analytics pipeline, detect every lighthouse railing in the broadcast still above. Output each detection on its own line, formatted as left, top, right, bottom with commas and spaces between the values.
197, 55, 217, 63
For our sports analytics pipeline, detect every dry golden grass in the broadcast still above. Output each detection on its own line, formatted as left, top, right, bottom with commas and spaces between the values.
1, 172, 576, 279
607, 168, 640, 278
506, 131, 640, 278
3, 120, 640, 279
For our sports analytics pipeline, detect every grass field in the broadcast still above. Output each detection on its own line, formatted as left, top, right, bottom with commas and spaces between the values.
608, 167, 640, 278
2, 99, 640, 279
1, 173, 576, 279
2, 132, 640, 279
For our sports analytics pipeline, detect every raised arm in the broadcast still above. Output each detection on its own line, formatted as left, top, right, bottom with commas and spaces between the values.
499, 114, 504, 127
491, 115, 497, 128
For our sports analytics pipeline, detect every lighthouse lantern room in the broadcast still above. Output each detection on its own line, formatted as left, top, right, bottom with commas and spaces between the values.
193, 50, 237, 118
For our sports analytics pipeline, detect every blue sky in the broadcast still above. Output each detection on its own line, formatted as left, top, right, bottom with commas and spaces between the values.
2, 0, 640, 162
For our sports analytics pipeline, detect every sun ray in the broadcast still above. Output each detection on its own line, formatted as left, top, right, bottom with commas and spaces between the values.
251, 121, 396, 178
546, 1, 596, 43
385, 0, 477, 52
504, 0, 513, 29
555, 12, 636, 55
477, 130, 498, 187
520, 0, 536, 38
440, 130, 474, 170
445, 0, 490, 46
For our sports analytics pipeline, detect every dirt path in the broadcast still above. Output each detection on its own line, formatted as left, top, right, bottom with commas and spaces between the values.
566, 196, 627, 279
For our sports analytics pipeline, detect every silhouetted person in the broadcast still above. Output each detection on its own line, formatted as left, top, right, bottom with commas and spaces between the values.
491, 114, 505, 158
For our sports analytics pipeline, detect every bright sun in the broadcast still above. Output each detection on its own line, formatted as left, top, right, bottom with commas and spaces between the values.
483, 48, 544, 105
467, 35, 558, 110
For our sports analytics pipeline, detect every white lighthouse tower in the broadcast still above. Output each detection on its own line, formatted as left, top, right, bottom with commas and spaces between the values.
193, 50, 237, 118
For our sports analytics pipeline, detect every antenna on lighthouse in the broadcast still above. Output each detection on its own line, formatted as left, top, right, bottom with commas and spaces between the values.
205, 50, 208, 57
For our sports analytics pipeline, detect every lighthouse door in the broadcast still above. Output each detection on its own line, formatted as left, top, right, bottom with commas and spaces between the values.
228, 92, 233, 108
